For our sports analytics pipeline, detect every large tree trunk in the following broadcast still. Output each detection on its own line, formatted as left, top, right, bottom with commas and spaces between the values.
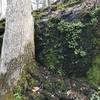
0, 0, 34, 94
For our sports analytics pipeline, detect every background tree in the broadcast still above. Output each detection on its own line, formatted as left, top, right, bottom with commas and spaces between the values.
0, 0, 7, 20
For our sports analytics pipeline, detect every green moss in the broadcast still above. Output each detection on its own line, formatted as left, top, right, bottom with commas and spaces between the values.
0, 92, 15, 100
13, 63, 38, 99
87, 55, 100, 85
32, 11, 42, 22
56, 3, 66, 10
13, 62, 67, 99
87, 6, 100, 86
92, 37, 100, 46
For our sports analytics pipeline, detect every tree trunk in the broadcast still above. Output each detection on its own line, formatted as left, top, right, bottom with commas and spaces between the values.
0, 0, 35, 94
0, 0, 7, 20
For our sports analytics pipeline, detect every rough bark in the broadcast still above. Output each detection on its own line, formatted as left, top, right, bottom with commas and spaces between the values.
0, 0, 34, 95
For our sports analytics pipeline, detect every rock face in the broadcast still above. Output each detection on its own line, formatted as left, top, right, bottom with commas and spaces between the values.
35, 0, 100, 77
0, 0, 35, 94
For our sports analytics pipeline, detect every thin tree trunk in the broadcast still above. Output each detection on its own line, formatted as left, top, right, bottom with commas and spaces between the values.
0, 0, 7, 20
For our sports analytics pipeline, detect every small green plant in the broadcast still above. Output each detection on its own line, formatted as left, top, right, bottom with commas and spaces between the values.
90, 92, 100, 100
90, 87, 100, 100
58, 20, 86, 57
32, 11, 42, 22
89, 5, 100, 26
13, 63, 38, 99
57, 3, 65, 10
43, 79, 66, 94
14, 93, 22, 100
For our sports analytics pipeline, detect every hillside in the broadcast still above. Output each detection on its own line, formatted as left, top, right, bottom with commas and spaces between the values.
0, 0, 100, 99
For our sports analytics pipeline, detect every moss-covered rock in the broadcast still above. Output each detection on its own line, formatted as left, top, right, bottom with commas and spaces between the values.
35, 5, 100, 77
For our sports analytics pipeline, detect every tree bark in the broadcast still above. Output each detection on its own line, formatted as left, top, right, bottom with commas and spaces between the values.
0, 0, 35, 94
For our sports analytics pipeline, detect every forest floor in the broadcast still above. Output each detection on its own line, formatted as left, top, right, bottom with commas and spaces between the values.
11, 64, 99, 100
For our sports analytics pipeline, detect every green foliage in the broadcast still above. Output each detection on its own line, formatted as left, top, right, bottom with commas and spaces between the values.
33, 3, 100, 75
57, 3, 65, 10
36, 18, 88, 76
90, 87, 100, 100
13, 63, 38, 100
35, 5, 100, 77
87, 56, 100, 85
32, 11, 42, 22
83, 5, 100, 87
84, 6, 100, 27
14, 93, 22, 100
0, 92, 15, 100
43, 79, 66, 93
37, 18, 65, 75
90, 6, 100, 20
58, 20, 86, 57
13, 64, 66, 99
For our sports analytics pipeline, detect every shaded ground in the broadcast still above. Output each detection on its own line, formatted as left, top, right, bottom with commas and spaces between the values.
13, 64, 100, 100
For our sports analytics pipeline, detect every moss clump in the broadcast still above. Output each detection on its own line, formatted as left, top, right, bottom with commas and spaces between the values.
0, 92, 15, 100
56, 3, 66, 10
32, 11, 42, 22
87, 56, 100, 85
